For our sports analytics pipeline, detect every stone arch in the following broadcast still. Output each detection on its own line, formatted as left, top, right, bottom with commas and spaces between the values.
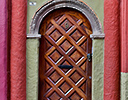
29, 0, 104, 38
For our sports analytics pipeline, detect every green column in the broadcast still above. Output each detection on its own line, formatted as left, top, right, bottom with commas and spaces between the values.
121, 72, 128, 100
92, 39, 104, 100
26, 39, 40, 100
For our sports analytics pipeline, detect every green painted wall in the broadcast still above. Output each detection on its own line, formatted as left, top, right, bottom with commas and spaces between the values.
27, 0, 104, 33
92, 39, 104, 100
26, 39, 39, 100
121, 72, 128, 100
83, 0, 104, 31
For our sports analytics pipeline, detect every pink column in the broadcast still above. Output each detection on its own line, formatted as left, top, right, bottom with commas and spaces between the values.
104, 0, 120, 100
120, 0, 128, 72
0, 0, 7, 100
11, 0, 27, 100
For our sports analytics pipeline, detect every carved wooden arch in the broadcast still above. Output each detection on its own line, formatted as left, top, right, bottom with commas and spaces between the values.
28, 0, 104, 39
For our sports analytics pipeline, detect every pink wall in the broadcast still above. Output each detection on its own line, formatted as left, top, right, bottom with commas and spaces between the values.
0, 0, 7, 100
11, 0, 27, 99
104, 0, 120, 100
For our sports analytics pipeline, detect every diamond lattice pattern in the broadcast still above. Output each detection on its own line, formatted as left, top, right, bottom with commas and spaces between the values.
59, 81, 71, 94
50, 30, 62, 42
60, 40, 72, 52
49, 50, 61, 62
70, 30, 82, 42
70, 92, 82, 100
61, 19, 73, 31
70, 71, 82, 83
70, 50, 83, 63
49, 92, 61, 100
49, 71, 61, 83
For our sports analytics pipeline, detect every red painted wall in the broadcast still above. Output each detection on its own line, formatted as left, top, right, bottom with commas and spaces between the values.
0, 0, 7, 99
11, 0, 27, 99
104, 0, 120, 100
120, 0, 128, 73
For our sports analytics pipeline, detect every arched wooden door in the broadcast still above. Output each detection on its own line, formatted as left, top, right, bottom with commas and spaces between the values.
39, 8, 92, 100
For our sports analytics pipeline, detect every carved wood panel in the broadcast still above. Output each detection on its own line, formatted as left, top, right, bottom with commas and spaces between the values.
39, 8, 92, 100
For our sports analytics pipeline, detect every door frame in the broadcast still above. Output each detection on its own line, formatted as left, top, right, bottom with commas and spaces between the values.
27, 0, 105, 100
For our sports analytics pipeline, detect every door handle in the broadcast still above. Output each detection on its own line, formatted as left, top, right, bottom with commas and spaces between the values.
58, 65, 73, 69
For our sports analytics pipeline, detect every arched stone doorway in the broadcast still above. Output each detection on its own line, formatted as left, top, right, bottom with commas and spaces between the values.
27, 0, 104, 100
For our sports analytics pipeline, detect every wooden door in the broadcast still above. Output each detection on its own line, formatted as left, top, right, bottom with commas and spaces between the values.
39, 8, 92, 100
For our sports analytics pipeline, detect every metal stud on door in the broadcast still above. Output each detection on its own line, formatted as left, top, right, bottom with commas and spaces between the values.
39, 8, 92, 100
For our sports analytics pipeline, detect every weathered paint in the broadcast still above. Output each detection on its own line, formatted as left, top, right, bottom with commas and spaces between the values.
104, 0, 120, 100
121, 72, 128, 100
120, 0, 128, 73
0, 0, 7, 99
11, 0, 27, 99
92, 39, 104, 100
26, 39, 39, 100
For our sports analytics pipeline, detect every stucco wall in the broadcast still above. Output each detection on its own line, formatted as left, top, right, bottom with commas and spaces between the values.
92, 39, 104, 100
121, 73, 128, 100
0, 0, 7, 99
11, 0, 27, 99
26, 39, 39, 100
104, 0, 120, 99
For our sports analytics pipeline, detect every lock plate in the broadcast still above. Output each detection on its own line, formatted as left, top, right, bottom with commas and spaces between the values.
87, 53, 92, 62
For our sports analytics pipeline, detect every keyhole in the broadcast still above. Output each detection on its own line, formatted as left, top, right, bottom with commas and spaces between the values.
65, 23, 69, 29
